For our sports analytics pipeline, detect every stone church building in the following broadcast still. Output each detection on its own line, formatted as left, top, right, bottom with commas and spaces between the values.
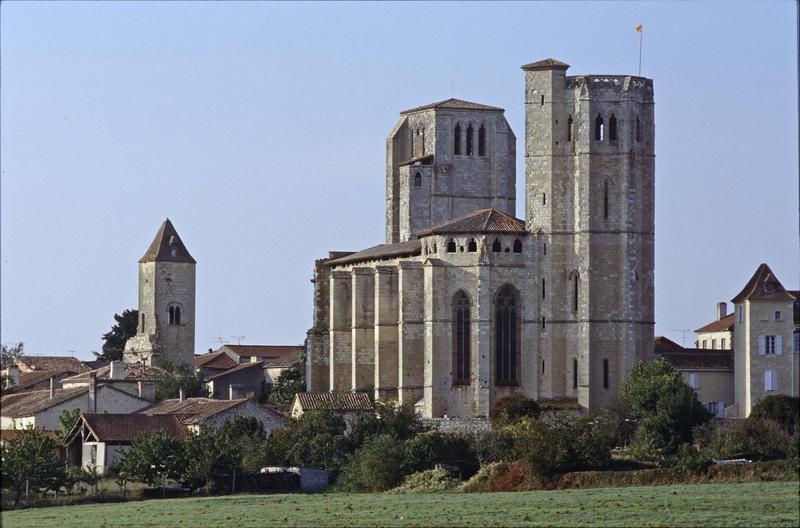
306, 59, 655, 417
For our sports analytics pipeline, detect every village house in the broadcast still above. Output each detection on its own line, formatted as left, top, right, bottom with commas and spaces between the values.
61, 361, 165, 401
1, 355, 95, 394
138, 396, 286, 435
291, 392, 373, 431
64, 413, 189, 475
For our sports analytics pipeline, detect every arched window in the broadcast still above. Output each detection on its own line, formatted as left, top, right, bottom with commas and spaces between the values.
466, 124, 474, 155
494, 285, 520, 385
141, 313, 146, 332
478, 125, 486, 156
635, 116, 641, 142
169, 305, 181, 325
174, 306, 181, 325
609, 114, 618, 141
453, 291, 471, 384
567, 115, 573, 142
454, 124, 461, 155
491, 238, 502, 252
573, 358, 578, 389
513, 239, 522, 253
414, 171, 422, 188
467, 238, 477, 252
603, 180, 609, 218
603, 359, 609, 389
446, 238, 457, 253
595, 114, 604, 141
168, 306, 175, 325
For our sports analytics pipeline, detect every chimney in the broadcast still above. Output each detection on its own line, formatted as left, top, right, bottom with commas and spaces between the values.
251, 356, 259, 363
49, 377, 55, 399
179, 389, 185, 402
109, 361, 125, 380
137, 381, 143, 399
208, 348, 213, 354
89, 373, 97, 413
229, 384, 234, 400
717, 302, 727, 320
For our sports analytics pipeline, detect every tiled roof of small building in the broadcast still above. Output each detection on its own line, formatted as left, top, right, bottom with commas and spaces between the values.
62, 363, 167, 383
731, 263, 794, 303
654, 336, 684, 355
0, 429, 58, 443
206, 360, 264, 381
695, 313, 736, 334
194, 351, 238, 370
11, 370, 77, 393
400, 98, 504, 115
659, 349, 734, 370
327, 239, 422, 266
536, 398, 581, 411
417, 208, 527, 236
139, 397, 249, 422
521, 58, 570, 71
80, 413, 189, 443
295, 392, 374, 412
16, 356, 91, 374
1, 386, 89, 417
221, 345, 304, 367
138, 218, 196, 264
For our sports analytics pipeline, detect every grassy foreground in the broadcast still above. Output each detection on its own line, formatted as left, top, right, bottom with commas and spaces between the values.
3, 481, 799, 528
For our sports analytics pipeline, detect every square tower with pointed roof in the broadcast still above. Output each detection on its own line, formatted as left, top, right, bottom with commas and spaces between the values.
123, 219, 196, 368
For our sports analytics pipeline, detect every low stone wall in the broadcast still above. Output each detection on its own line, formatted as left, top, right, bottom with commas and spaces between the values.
422, 417, 492, 435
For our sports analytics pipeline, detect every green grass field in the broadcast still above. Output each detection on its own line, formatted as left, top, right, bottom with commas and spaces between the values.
3, 481, 799, 528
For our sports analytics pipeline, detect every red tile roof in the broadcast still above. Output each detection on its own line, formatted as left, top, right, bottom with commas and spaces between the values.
326, 239, 422, 266
16, 356, 91, 374
654, 336, 685, 355
400, 98, 504, 115
195, 351, 237, 370
63, 362, 167, 383
417, 208, 527, 236
659, 349, 734, 371
80, 413, 189, 443
139, 397, 249, 422
294, 392, 374, 412
695, 313, 736, 333
0, 429, 57, 443
138, 218, 196, 264
731, 263, 794, 303
1, 386, 89, 417
521, 58, 570, 71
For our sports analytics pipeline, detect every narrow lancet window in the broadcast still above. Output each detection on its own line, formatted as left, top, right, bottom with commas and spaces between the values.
603, 359, 610, 389
595, 115, 604, 141
513, 239, 522, 253
454, 124, 461, 155
573, 358, 578, 389
567, 115, 573, 142
453, 291, 471, 384
466, 124, 474, 155
603, 180, 609, 218
467, 238, 477, 252
446, 238, 457, 253
609, 114, 618, 140
573, 273, 579, 312
494, 285, 519, 385
478, 125, 486, 156
492, 238, 502, 252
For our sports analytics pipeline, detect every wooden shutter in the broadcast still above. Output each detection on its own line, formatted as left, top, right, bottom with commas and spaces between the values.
758, 336, 766, 355
764, 370, 771, 391
775, 335, 783, 355
772, 370, 778, 391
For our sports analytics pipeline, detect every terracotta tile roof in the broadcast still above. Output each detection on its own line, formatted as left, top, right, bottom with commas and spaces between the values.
521, 58, 570, 71
294, 392, 373, 412
0, 429, 57, 443
221, 345, 303, 364
788, 290, 800, 300
695, 313, 736, 333
195, 351, 237, 370
659, 349, 734, 371
1, 386, 89, 417
400, 98, 504, 115
138, 218, 196, 264
206, 361, 264, 381
417, 208, 527, 236
327, 239, 422, 266
63, 362, 167, 383
16, 356, 91, 374
11, 370, 77, 393
80, 413, 189, 443
536, 398, 581, 411
264, 404, 291, 417
731, 263, 794, 303
139, 397, 248, 422
654, 336, 684, 355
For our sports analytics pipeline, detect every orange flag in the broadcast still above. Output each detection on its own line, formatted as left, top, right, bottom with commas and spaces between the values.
636, 24, 643, 32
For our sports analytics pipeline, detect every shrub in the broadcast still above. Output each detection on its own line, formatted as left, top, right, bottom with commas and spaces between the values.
489, 394, 541, 427
694, 419, 792, 461
349, 401, 423, 446
620, 359, 713, 452
517, 415, 611, 478
338, 434, 406, 492
402, 432, 477, 475
787, 435, 799, 473
460, 462, 508, 493
1, 429, 67, 505
749, 395, 800, 434
665, 443, 712, 474
387, 469, 459, 494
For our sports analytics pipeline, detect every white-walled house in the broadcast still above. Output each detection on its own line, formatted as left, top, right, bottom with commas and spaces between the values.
138, 397, 286, 435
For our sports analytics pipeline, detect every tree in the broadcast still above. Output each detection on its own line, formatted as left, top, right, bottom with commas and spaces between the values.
182, 425, 241, 493
1, 342, 24, 372
489, 394, 541, 428
115, 431, 185, 486
349, 401, 422, 446
749, 395, 800, 434
97, 309, 138, 361
155, 360, 208, 400
1, 429, 66, 505
620, 359, 713, 453
338, 434, 406, 492
269, 369, 305, 404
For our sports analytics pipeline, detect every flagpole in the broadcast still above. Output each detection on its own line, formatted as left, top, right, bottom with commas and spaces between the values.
638, 27, 643, 76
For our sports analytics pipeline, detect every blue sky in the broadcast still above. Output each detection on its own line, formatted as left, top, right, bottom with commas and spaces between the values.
1, 2, 797, 358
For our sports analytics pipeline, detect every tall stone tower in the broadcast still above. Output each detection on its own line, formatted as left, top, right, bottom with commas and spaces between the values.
523, 59, 655, 411
123, 219, 196, 368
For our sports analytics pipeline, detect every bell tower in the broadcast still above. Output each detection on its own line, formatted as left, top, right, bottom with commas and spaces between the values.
123, 219, 196, 367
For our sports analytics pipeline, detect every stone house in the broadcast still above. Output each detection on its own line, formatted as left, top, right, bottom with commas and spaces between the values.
194, 350, 238, 378
1, 355, 93, 394
695, 304, 735, 350
61, 361, 165, 401
64, 413, 189, 475
0, 380, 152, 432
207, 361, 267, 400
307, 59, 656, 417
139, 396, 285, 435
291, 392, 373, 430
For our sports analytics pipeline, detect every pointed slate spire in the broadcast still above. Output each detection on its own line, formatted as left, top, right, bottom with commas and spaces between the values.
138, 218, 196, 264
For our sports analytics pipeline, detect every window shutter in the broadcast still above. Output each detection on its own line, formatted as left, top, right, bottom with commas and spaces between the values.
718, 402, 725, 418
764, 371, 771, 391
758, 336, 766, 355
772, 371, 778, 391
775, 335, 783, 355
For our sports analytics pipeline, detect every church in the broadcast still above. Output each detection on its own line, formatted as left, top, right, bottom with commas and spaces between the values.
306, 59, 656, 417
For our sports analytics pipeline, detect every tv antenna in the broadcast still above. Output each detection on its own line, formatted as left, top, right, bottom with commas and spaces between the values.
668, 328, 693, 348
212, 335, 225, 346
230, 335, 246, 345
